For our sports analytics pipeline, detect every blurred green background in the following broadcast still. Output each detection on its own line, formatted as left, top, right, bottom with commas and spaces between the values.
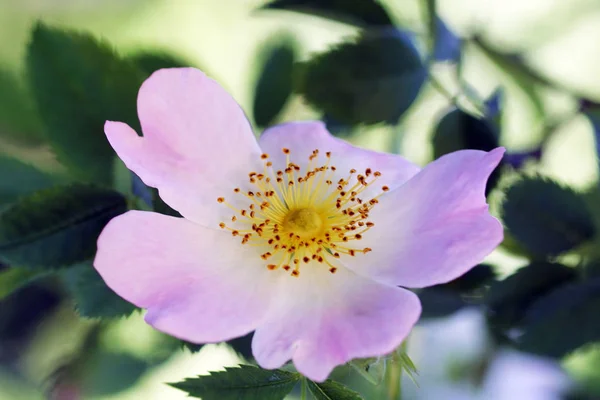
2, 0, 600, 399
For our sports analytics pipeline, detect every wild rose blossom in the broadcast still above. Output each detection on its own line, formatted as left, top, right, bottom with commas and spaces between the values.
94, 67, 504, 381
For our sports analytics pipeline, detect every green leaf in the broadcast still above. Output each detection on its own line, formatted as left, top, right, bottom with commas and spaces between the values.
260, 0, 393, 27
127, 50, 190, 75
486, 262, 577, 333
502, 177, 595, 257
170, 365, 300, 400
26, 23, 145, 184
62, 262, 137, 318
432, 109, 498, 158
350, 358, 386, 385
82, 351, 148, 396
0, 68, 44, 146
0, 155, 58, 206
0, 267, 49, 300
253, 35, 297, 127
296, 31, 426, 126
307, 379, 364, 400
518, 278, 600, 358
0, 184, 127, 268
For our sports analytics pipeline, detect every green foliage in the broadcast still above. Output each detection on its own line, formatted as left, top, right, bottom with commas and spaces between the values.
260, 0, 393, 27
432, 109, 498, 158
0, 267, 49, 300
517, 278, 600, 358
62, 262, 137, 319
0, 155, 58, 206
170, 365, 300, 400
0, 184, 127, 268
253, 36, 297, 127
307, 379, 365, 400
0, 68, 44, 146
128, 50, 190, 75
486, 262, 577, 334
26, 23, 145, 184
82, 351, 148, 396
502, 177, 595, 257
296, 31, 426, 126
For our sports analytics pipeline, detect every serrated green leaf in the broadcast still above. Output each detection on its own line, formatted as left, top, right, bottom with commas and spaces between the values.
518, 278, 600, 358
502, 177, 595, 257
0, 184, 127, 268
0, 68, 44, 146
170, 365, 300, 400
260, 0, 393, 27
62, 262, 137, 318
253, 36, 297, 127
307, 379, 364, 400
486, 262, 577, 333
0, 155, 58, 206
0, 267, 49, 300
26, 23, 145, 184
296, 31, 426, 126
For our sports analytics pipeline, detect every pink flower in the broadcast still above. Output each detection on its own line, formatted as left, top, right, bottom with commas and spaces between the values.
94, 68, 504, 382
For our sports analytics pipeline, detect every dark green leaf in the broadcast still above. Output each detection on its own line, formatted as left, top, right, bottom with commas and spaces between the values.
307, 379, 364, 400
432, 109, 498, 158
0, 68, 44, 146
253, 36, 297, 127
260, 0, 393, 27
82, 352, 148, 396
62, 262, 137, 318
441, 263, 497, 292
418, 288, 467, 319
486, 262, 577, 333
518, 278, 600, 358
228, 332, 254, 360
128, 50, 190, 75
0, 155, 58, 206
296, 31, 426, 126
433, 109, 501, 193
502, 177, 595, 257
26, 23, 145, 184
0, 184, 127, 268
170, 365, 300, 400
0, 267, 49, 300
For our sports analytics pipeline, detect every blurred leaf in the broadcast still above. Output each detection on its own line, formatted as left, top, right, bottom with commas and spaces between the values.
0, 267, 49, 300
442, 263, 497, 292
82, 351, 148, 396
418, 287, 467, 319
0, 184, 127, 268
432, 109, 498, 157
260, 0, 393, 27
62, 262, 136, 319
26, 23, 145, 184
228, 332, 254, 360
433, 109, 501, 193
128, 50, 189, 75
585, 109, 600, 174
297, 30, 426, 126
0, 155, 58, 206
486, 262, 577, 333
518, 278, 600, 358
502, 177, 595, 257
0, 68, 44, 146
307, 379, 364, 400
253, 36, 297, 127
350, 357, 386, 385
432, 17, 461, 62
170, 365, 300, 400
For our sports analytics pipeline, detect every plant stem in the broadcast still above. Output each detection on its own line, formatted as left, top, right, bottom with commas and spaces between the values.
301, 378, 309, 400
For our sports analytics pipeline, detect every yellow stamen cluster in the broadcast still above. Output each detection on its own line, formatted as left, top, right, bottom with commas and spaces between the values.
217, 148, 387, 277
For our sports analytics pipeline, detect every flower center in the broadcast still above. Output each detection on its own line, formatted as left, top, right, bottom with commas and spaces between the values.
283, 208, 323, 237
217, 148, 389, 277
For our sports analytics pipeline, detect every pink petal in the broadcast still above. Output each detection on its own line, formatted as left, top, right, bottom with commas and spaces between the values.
105, 67, 262, 227
258, 121, 421, 196
252, 265, 421, 382
343, 148, 504, 288
94, 210, 274, 342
